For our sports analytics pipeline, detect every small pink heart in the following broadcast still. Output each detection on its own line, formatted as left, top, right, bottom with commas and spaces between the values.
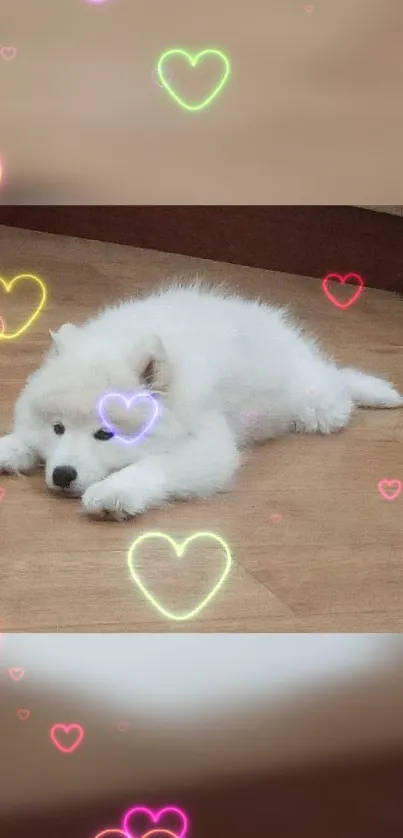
8, 667, 24, 681
49, 723, 84, 753
378, 479, 402, 501
304, 4, 314, 11
17, 708, 30, 721
117, 721, 129, 731
0, 46, 17, 61
321, 273, 364, 309
270, 514, 283, 524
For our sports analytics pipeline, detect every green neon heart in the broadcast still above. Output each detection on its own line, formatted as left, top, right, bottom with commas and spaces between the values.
127, 531, 233, 621
157, 49, 231, 112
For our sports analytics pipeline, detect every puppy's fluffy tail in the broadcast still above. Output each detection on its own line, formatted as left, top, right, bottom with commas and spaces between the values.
340, 367, 403, 408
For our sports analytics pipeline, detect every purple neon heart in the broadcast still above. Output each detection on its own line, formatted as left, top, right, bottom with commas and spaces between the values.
97, 391, 160, 445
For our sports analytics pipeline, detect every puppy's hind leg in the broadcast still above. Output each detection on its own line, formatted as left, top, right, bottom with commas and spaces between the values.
293, 392, 354, 435
293, 369, 354, 435
0, 433, 40, 474
295, 366, 403, 436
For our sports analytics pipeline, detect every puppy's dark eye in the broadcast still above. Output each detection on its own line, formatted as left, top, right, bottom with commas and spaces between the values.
53, 422, 65, 435
93, 428, 114, 441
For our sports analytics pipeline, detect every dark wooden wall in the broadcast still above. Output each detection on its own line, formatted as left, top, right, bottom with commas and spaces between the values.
0, 206, 402, 294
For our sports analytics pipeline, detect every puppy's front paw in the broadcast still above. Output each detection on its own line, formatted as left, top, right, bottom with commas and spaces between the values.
82, 465, 169, 521
81, 477, 147, 521
0, 433, 38, 474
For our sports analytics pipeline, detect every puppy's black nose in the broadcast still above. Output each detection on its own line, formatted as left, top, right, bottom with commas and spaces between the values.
52, 466, 77, 488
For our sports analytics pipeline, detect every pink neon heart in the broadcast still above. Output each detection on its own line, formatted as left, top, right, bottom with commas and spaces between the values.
17, 708, 30, 721
50, 723, 84, 753
321, 273, 364, 309
8, 667, 24, 681
143, 832, 181, 838
378, 479, 402, 501
93, 831, 129, 838
0, 46, 17, 60
123, 807, 188, 838
98, 391, 160, 444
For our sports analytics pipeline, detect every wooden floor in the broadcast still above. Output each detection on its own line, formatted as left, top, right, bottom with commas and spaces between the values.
1, 223, 403, 632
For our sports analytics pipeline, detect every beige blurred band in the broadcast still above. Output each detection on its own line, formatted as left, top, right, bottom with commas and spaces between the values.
0, 0, 403, 204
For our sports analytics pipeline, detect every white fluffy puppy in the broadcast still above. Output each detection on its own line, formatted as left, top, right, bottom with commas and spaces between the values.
1, 282, 402, 520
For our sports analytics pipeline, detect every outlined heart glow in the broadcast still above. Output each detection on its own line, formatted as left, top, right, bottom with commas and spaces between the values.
0, 274, 47, 339
0, 46, 17, 60
378, 478, 402, 501
157, 48, 230, 111
123, 806, 188, 838
17, 709, 30, 721
93, 831, 129, 838
97, 391, 160, 444
321, 273, 364, 309
49, 723, 84, 753
127, 532, 233, 621
8, 667, 24, 681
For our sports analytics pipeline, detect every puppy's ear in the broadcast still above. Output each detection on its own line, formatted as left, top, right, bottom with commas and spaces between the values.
49, 323, 77, 354
138, 337, 171, 392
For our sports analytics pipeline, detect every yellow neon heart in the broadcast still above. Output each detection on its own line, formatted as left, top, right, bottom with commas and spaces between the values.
0, 274, 47, 340
157, 49, 231, 112
127, 531, 233, 621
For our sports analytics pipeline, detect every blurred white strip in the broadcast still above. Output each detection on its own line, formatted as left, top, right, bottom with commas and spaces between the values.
1, 633, 399, 717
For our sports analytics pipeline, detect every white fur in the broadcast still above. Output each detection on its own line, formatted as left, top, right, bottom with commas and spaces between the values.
1, 282, 402, 520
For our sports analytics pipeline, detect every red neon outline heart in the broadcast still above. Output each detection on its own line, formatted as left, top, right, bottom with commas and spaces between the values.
49, 723, 84, 753
321, 273, 364, 309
